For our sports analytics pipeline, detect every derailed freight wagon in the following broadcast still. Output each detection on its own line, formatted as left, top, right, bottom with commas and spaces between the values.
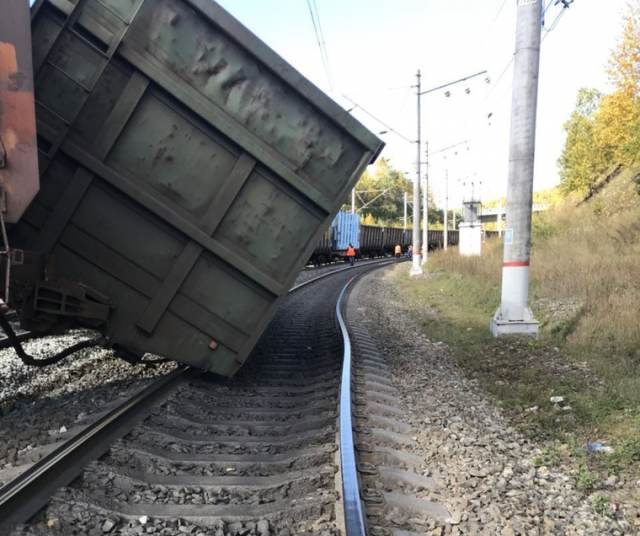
2, 0, 383, 375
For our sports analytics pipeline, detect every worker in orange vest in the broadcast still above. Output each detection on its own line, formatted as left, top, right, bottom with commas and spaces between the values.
346, 243, 356, 266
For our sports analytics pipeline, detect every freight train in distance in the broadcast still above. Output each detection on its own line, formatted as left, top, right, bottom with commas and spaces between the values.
309, 211, 461, 264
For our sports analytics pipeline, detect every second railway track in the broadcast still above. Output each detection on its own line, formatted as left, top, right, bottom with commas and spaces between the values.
2, 258, 413, 536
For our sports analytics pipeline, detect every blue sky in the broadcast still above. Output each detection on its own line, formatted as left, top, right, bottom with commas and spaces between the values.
28, 0, 627, 205
215, 0, 629, 206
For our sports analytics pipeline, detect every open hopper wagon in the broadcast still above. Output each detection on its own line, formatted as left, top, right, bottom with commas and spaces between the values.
2, 0, 383, 375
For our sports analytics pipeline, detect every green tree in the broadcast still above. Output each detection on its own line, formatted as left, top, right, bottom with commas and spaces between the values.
353, 158, 408, 224
425, 187, 442, 226
558, 88, 606, 193
345, 158, 441, 227
559, 4, 640, 194
594, 6, 640, 168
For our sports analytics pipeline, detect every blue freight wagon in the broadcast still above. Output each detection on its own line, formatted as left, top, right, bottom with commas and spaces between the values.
331, 211, 360, 252
308, 210, 469, 264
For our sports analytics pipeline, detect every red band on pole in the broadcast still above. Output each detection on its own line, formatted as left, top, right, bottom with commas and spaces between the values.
503, 261, 529, 267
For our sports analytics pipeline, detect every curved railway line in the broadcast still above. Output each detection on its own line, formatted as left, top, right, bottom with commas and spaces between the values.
0, 258, 391, 353
1, 257, 450, 536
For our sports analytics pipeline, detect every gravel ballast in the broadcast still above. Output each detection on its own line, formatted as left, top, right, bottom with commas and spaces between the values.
293, 257, 389, 286
0, 330, 175, 484
0, 261, 356, 486
350, 264, 634, 535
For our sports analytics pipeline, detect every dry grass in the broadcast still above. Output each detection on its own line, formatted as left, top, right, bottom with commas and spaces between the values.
401, 168, 640, 463
430, 238, 502, 285
384, 170, 640, 510
529, 175, 640, 363
432, 169, 640, 364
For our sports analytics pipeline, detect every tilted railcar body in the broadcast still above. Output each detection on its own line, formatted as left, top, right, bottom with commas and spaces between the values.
4, 0, 383, 375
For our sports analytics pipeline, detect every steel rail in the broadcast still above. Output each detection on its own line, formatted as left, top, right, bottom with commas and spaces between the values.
0, 367, 188, 533
336, 276, 367, 536
0, 258, 400, 532
334, 258, 404, 534
290, 257, 398, 293
300, 254, 392, 272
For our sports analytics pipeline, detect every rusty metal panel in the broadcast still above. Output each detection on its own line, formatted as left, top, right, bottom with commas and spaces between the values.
0, 0, 39, 223
124, 0, 366, 200
10, 0, 383, 375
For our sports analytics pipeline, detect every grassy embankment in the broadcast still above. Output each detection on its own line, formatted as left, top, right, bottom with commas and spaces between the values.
392, 169, 640, 485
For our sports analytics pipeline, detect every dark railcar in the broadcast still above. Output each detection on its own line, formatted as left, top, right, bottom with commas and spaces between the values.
360, 225, 382, 256
309, 215, 465, 262
358, 225, 408, 257
309, 227, 332, 264
4, 0, 383, 375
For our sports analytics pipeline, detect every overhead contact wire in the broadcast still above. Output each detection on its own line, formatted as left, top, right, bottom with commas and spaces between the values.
306, 0, 334, 92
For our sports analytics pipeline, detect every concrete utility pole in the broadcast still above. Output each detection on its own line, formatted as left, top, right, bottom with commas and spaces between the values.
443, 168, 449, 250
414, 71, 487, 267
351, 188, 355, 214
422, 141, 429, 265
411, 70, 423, 276
403, 191, 408, 231
491, 0, 542, 336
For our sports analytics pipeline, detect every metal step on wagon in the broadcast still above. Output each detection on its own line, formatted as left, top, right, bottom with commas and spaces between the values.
0, 0, 383, 375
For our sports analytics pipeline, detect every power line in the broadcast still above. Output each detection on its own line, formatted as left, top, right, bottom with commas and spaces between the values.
429, 140, 469, 157
306, 0, 333, 90
311, 0, 333, 86
306, 0, 334, 91
420, 70, 488, 96
482, 0, 571, 105
342, 94, 415, 144
397, 85, 413, 116
543, 4, 569, 36
481, 55, 514, 104
541, 1, 572, 45
490, 0, 509, 26
386, 84, 415, 91
339, 85, 412, 96
477, 0, 516, 105
439, 0, 573, 204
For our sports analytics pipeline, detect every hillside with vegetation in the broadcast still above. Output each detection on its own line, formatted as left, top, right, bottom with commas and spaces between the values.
386, 4, 640, 524
482, 187, 565, 210
560, 6, 640, 195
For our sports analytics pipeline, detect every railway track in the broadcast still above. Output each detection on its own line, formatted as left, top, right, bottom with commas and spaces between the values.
1, 258, 415, 535
0, 259, 386, 351
0, 259, 392, 491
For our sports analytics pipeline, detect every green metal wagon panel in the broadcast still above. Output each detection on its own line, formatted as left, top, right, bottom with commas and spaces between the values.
10, 0, 382, 374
